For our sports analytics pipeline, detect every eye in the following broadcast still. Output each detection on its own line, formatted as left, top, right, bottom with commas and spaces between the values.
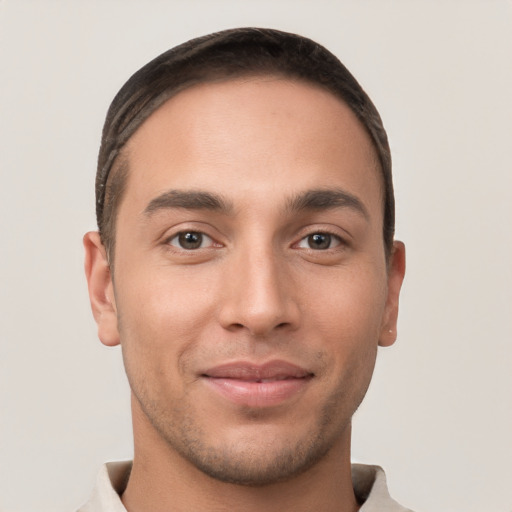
297, 232, 342, 250
168, 231, 214, 250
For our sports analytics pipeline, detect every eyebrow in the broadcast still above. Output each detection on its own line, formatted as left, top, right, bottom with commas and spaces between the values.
286, 188, 369, 219
143, 190, 234, 217
142, 187, 368, 220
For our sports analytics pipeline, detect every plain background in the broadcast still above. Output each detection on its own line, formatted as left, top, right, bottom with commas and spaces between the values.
1, 1, 511, 511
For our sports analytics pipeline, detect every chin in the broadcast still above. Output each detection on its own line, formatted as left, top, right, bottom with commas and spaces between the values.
172, 430, 335, 487
149, 405, 353, 487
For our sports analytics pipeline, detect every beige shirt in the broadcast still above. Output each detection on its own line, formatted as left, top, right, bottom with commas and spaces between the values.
78, 461, 413, 511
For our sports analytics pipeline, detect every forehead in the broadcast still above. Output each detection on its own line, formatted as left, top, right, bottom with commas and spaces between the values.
122, 77, 382, 214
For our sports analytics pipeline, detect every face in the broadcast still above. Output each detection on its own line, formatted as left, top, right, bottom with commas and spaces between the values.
85, 77, 405, 485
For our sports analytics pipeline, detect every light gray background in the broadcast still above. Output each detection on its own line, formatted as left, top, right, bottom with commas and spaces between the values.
1, 1, 511, 511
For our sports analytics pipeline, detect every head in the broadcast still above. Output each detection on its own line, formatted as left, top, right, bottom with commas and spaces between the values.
95, 27, 394, 265
85, 28, 405, 487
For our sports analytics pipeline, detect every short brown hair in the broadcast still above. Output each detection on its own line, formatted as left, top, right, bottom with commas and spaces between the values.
96, 27, 394, 261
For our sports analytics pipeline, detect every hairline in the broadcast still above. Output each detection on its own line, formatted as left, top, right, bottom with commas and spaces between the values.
103, 72, 389, 268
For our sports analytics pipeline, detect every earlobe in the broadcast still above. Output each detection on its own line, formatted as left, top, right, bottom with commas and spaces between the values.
83, 231, 120, 347
379, 241, 406, 347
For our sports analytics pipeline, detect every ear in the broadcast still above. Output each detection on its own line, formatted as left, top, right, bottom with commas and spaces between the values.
379, 241, 406, 347
83, 231, 120, 347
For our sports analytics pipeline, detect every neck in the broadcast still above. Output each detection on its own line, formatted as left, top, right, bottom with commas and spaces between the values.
122, 395, 359, 512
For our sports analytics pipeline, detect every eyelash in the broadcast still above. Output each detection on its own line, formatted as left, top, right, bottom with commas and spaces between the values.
295, 231, 345, 251
164, 229, 347, 253
165, 231, 220, 251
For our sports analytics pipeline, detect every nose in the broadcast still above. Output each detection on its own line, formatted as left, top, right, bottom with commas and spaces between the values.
218, 245, 301, 337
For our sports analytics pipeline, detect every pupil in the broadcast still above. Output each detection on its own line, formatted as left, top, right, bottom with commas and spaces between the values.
309, 233, 330, 250
179, 232, 202, 249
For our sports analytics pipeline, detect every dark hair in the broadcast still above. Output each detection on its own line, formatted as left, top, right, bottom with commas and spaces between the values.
97, 27, 394, 261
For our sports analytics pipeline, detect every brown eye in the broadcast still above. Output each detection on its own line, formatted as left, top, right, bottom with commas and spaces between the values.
297, 232, 341, 250
169, 231, 210, 250
308, 233, 331, 249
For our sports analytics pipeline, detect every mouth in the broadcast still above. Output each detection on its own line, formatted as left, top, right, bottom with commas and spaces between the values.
201, 360, 314, 408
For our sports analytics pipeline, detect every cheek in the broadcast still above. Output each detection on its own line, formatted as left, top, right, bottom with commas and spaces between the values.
117, 262, 218, 330
300, 262, 387, 393
114, 267, 218, 385
305, 263, 388, 341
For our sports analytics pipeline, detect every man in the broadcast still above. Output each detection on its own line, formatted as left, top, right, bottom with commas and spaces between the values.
81, 27, 408, 511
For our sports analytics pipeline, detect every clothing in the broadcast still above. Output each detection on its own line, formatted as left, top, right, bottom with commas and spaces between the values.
78, 461, 413, 511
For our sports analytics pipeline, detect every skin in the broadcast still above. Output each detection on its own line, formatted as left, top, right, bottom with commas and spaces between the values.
84, 77, 405, 512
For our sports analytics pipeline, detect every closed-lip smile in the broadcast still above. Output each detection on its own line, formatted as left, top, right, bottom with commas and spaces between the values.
201, 360, 314, 407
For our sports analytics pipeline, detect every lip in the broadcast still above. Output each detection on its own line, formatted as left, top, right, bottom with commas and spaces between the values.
201, 360, 314, 408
